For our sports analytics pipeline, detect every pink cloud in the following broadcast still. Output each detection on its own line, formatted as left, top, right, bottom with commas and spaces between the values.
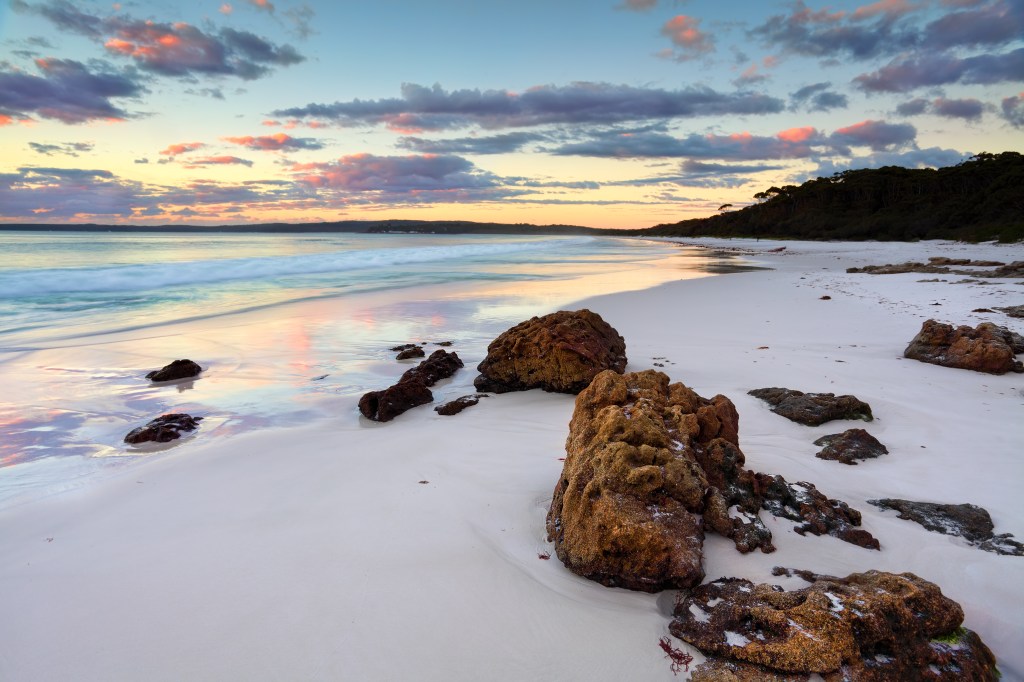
159, 141, 205, 156
852, 0, 920, 21
222, 132, 323, 151
660, 15, 714, 60
248, 0, 275, 11
777, 126, 817, 143
220, 3, 233, 15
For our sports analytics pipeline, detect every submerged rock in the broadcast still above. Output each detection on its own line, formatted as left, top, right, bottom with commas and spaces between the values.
748, 388, 873, 426
395, 346, 425, 360
904, 319, 1023, 374
670, 571, 998, 680
869, 498, 1024, 556
813, 429, 888, 465
124, 413, 203, 444
474, 309, 626, 394
145, 359, 202, 382
434, 394, 488, 416
546, 370, 878, 593
359, 350, 464, 422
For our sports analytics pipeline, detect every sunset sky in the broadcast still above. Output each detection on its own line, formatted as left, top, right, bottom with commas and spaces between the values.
1, 0, 1021, 228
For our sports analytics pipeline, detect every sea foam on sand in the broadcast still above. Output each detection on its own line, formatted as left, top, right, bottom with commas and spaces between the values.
1, 239, 1022, 681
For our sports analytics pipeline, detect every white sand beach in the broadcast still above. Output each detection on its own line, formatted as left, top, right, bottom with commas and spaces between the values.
1, 238, 1022, 681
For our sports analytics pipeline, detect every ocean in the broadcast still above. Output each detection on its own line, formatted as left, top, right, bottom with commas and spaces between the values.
0, 231, 746, 505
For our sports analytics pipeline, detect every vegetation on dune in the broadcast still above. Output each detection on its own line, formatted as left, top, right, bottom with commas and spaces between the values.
639, 152, 1024, 243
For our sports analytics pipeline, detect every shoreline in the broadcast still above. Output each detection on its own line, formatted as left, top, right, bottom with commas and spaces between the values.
1, 238, 1022, 680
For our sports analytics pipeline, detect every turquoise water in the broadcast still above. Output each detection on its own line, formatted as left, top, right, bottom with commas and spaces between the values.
0, 232, 675, 347
0, 231, 744, 505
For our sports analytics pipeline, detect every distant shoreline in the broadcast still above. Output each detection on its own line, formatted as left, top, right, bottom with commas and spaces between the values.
0, 220, 610, 236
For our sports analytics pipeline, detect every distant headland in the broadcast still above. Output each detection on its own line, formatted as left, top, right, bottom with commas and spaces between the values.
3, 152, 1021, 242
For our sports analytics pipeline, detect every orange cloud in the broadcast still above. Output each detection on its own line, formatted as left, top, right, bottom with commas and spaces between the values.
220, 3, 233, 14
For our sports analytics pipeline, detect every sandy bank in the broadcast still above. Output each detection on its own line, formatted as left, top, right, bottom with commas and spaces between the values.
1, 239, 1022, 681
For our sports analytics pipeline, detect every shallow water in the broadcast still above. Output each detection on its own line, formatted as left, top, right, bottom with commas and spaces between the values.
0, 231, 750, 506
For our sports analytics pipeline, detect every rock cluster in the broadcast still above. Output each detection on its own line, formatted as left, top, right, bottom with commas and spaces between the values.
813, 429, 888, 465
124, 413, 203, 444
904, 319, 1023, 374
358, 350, 464, 422
474, 309, 626, 394
748, 388, 873, 426
846, 257, 1019, 278
546, 370, 877, 593
671, 570, 999, 680
870, 498, 1024, 556
146, 359, 202, 382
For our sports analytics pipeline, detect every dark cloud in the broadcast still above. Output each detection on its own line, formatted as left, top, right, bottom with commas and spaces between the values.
185, 87, 225, 99
134, 158, 149, 164
812, 147, 969, 176
829, 119, 916, 151
222, 133, 324, 151
274, 82, 785, 131
932, 97, 985, 120
752, 0, 1020, 62
186, 155, 255, 167
396, 132, 547, 155
923, 0, 1024, 49
28, 141, 94, 156
291, 154, 501, 194
854, 47, 1024, 92
0, 58, 142, 124
14, 0, 303, 81
552, 126, 827, 160
1000, 93, 1024, 127
789, 82, 849, 112
0, 166, 138, 218
896, 98, 930, 115
749, 1, 917, 60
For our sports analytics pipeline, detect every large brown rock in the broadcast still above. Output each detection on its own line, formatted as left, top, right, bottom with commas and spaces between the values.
812, 429, 888, 465
474, 309, 626, 394
546, 371, 878, 593
904, 319, 1023, 374
670, 571, 999, 680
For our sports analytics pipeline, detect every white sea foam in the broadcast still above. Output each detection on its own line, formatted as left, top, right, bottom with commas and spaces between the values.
0, 237, 592, 298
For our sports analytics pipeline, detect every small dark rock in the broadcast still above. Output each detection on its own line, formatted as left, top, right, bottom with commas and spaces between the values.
396, 346, 425, 360
358, 381, 433, 422
433, 340, 454, 347
869, 498, 1024, 556
434, 394, 487, 416
359, 350, 464, 422
972, 308, 995, 313
748, 387, 873, 426
819, 295, 831, 300
994, 304, 1024, 318
145, 359, 202, 382
758, 474, 879, 549
389, 343, 419, 352
124, 413, 203, 444
813, 428, 888, 465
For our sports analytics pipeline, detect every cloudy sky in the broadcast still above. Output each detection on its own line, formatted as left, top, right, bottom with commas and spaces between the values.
1, 0, 1021, 228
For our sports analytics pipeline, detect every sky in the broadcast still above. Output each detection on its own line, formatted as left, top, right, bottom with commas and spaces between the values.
0, 0, 1021, 229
